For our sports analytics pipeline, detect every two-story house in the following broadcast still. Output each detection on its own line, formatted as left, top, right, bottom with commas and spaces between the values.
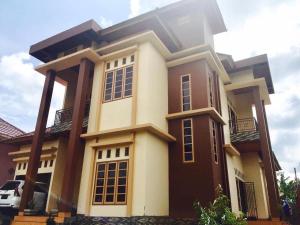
1, 0, 283, 224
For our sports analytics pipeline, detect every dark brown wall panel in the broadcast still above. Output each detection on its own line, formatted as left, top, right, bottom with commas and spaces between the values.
168, 60, 228, 218
168, 60, 209, 114
169, 116, 216, 218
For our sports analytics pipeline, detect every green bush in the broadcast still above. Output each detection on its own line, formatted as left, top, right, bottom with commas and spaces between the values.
193, 185, 247, 225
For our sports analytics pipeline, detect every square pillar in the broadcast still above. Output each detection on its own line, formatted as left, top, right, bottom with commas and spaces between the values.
60, 58, 94, 212
19, 70, 56, 211
253, 87, 279, 218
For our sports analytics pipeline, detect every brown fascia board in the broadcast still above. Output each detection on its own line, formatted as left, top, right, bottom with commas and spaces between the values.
229, 54, 275, 94
272, 151, 282, 171
30, 19, 101, 62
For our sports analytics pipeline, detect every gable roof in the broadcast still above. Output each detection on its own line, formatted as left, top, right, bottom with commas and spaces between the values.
0, 118, 25, 139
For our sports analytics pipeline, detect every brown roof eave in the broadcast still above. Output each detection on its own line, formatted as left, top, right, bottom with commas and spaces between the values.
0, 131, 69, 146
29, 19, 101, 62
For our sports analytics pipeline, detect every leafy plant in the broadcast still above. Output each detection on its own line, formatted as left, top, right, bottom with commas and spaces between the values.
278, 173, 297, 205
193, 185, 247, 225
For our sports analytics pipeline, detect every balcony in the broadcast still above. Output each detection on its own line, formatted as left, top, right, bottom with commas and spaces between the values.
230, 118, 260, 153
51, 103, 90, 133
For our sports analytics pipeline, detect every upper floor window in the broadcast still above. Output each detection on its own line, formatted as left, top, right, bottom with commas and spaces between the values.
208, 73, 215, 107
103, 55, 134, 102
182, 118, 194, 162
181, 74, 191, 111
212, 120, 218, 164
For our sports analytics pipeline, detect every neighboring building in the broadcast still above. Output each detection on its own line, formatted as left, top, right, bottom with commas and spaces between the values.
0, 118, 24, 186
1, 0, 284, 224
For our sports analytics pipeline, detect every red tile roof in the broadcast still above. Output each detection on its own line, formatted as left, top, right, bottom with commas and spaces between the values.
0, 118, 25, 139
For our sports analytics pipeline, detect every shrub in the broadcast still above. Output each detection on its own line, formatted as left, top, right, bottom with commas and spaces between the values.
193, 185, 247, 225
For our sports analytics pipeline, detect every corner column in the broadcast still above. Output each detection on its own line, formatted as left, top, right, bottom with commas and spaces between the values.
253, 87, 279, 218
60, 58, 93, 212
19, 70, 56, 211
262, 102, 281, 202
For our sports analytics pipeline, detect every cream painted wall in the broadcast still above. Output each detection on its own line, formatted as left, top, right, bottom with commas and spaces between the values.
234, 93, 254, 119
241, 153, 269, 219
230, 69, 254, 84
132, 132, 169, 216
100, 98, 132, 131
136, 42, 168, 132
90, 205, 127, 217
226, 153, 244, 214
88, 62, 104, 132
77, 139, 96, 215
47, 137, 67, 211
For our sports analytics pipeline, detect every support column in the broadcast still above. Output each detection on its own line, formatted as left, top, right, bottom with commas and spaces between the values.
262, 102, 281, 203
60, 58, 93, 212
253, 87, 279, 218
19, 70, 56, 211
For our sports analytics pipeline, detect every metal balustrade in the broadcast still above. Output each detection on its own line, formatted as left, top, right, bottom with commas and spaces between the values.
54, 102, 90, 126
229, 118, 258, 134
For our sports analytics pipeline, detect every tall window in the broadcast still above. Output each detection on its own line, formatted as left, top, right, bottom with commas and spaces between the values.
181, 75, 191, 111
93, 161, 128, 204
209, 73, 215, 107
93, 147, 130, 205
182, 118, 194, 162
103, 55, 134, 102
212, 121, 218, 163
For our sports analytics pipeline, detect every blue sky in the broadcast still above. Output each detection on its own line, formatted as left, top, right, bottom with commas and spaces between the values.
1, 0, 300, 176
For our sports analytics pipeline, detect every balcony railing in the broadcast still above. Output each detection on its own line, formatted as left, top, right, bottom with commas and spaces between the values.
229, 118, 258, 134
54, 102, 90, 126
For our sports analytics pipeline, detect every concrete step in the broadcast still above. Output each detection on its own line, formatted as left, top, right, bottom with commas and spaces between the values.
11, 215, 65, 225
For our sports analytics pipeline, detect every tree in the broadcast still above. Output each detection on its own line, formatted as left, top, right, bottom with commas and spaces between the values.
278, 173, 297, 205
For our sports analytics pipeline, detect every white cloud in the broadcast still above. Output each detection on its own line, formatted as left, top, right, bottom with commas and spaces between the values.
128, 0, 180, 18
215, 0, 300, 59
129, 0, 141, 18
0, 53, 65, 132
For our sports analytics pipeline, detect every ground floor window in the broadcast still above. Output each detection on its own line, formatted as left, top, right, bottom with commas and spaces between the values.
93, 146, 130, 205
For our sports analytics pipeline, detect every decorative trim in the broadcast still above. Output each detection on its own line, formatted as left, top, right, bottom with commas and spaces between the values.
81, 123, 176, 142
223, 144, 240, 157
166, 107, 226, 125
8, 147, 57, 156
12, 153, 56, 162
98, 45, 138, 61
89, 138, 134, 148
